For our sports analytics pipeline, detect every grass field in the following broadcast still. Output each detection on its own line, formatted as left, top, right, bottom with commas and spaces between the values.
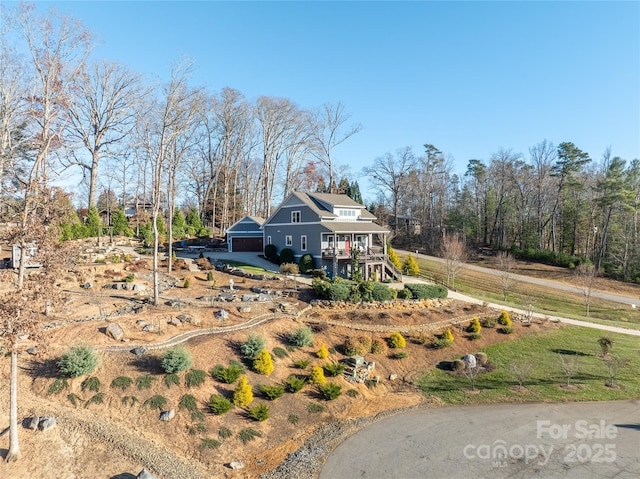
400, 253, 640, 329
418, 326, 640, 405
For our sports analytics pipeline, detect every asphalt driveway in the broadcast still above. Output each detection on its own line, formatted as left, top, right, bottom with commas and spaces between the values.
319, 400, 640, 479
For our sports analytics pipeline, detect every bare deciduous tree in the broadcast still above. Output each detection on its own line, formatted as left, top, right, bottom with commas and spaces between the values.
573, 262, 598, 317
602, 355, 630, 388
440, 233, 466, 289
310, 102, 361, 193
65, 59, 147, 209
364, 147, 416, 237
509, 360, 534, 389
0, 187, 76, 463
496, 251, 518, 301
557, 353, 579, 387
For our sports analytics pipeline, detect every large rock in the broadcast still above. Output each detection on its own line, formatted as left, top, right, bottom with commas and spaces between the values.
215, 309, 229, 320
132, 284, 147, 291
26, 416, 39, 430
106, 323, 125, 341
228, 461, 245, 470
463, 354, 477, 369
159, 409, 175, 421
142, 324, 155, 332
38, 416, 56, 431
131, 346, 147, 356
137, 469, 157, 479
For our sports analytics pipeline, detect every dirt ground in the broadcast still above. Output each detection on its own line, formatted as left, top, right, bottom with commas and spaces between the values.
0, 243, 560, 479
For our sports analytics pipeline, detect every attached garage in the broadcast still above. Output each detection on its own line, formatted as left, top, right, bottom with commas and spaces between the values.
226, 216, 265, 253
231, 236, 263, 252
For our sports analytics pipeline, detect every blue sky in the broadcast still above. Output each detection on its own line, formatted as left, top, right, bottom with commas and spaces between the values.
24, 1, 640, 194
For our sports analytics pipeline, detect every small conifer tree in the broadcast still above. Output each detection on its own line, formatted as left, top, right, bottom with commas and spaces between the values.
387, 242, 402, 269
233, 376, 253, 407
444, 328, 454, 343
402, 254, 420, 276
253, 349, 274, 375
498, 310, 512, 327
468, 317, 482, 334
309, 365, 326, 385
317, 344, 329, 359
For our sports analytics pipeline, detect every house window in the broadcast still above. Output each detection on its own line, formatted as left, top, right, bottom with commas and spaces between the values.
291, 211, 301, 223
301, 235, 307, 251
267, 236, 272, 245
285, 235, 292, 246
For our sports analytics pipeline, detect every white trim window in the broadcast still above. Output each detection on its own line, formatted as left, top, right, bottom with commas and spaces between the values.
291, 210, 301, 223
285, 235, 292, 246
301, 235, 307, 251
267, 236, 272, 245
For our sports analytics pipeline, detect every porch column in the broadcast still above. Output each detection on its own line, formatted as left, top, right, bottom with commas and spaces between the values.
332, 233, 337, 278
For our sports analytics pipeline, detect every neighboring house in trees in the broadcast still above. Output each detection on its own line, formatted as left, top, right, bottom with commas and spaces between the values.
226, 216, 265, 252
262, 192, 400, 280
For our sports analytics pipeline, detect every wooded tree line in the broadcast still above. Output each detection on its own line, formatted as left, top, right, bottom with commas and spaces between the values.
367, 141, 640, 281
0, 4, 362, 237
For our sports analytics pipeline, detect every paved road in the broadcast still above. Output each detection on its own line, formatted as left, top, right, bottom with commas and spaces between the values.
399, 250, 640, 306
320, 400, 640, 479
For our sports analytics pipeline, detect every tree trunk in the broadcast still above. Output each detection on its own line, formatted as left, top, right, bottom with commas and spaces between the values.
6, 347, 21, 462
152, 210, 160, 306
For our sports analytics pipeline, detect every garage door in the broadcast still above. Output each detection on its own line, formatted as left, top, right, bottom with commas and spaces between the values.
232, 237, 263, 252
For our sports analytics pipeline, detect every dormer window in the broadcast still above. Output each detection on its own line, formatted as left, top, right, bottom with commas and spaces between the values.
337, 209, 357, 218
291, 211, 301, 223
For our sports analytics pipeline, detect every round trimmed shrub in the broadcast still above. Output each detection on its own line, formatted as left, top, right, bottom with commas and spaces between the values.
57, 345, 99, 378
279, 248, 295, 264
298, 254, 315, 273
328, 282, 351, 301
288, 326, 314, 347
241, 334, 266, 358
370, 338, 388, 355
451, 359, 466, 371
264, 244, 279, 263
371, 283, 396, 301
387, 332, 406, 349
397, 287, 413, 300
475, 352, 488, 365
161, 346, 192, 373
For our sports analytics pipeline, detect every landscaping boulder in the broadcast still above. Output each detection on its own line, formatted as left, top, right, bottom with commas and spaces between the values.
106, 323, 125, 341
168, 317, 181, 326
131, 346, 147, 356
463, 354, 477, 369
81, 282, 93, 289
26, 416, 39, 430
159, 409, 175, 421
132, 284, 147, 291
38, 416, 56, 431
228, 461, 245, 470
142, 324, 155, 332
137, 469, 157, 479
238, 306, 251, 313
26, 347, 38, 355
215, 309, 229, 320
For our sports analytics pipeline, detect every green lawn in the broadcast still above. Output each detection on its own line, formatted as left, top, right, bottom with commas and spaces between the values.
216, 260, 273, 274
401, 254, 640, 329
418, 326, 640, 405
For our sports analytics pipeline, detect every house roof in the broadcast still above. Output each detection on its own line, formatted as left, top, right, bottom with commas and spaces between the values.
264, 191, 380, 226
226, 215, 265, 233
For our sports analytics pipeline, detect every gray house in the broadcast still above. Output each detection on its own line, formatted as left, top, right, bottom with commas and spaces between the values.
226, 216, 265, 252
262, 192, 400, 281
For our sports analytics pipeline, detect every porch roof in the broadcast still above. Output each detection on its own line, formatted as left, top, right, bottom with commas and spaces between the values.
320, 222, 389, 234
